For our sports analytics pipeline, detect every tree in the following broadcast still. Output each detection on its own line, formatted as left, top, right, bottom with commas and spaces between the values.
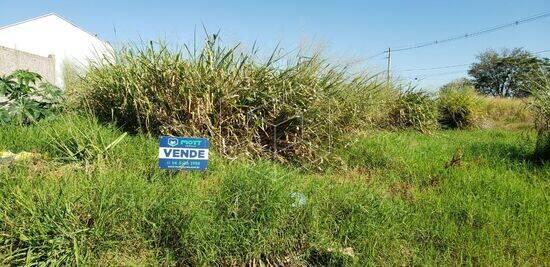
468, 48, 550, 97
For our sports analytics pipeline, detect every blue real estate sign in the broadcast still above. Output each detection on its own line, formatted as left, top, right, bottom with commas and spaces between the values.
158, 136, 209, 170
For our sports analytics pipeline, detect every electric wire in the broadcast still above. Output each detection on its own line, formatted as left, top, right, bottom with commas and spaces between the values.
396, 49, 549, 75
392, 11, 550, 52
398, 63, 470, 72
534, 49, 550, 54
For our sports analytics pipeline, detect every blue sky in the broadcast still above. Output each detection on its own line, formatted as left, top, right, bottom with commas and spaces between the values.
1, 0, 549, 89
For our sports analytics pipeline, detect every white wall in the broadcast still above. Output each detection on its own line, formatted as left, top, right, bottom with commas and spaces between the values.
0, 14, 112, 87
0, 45, 56, 84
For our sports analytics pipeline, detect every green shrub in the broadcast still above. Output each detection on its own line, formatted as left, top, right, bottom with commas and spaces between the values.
78, 36, 390, 164
387, 90, 439, 133
0, 70, 63, 125
437, 85, 482, 129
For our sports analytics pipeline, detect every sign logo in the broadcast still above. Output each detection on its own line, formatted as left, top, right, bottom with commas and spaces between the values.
158, 136, 209, 171
167, 138, 179, 147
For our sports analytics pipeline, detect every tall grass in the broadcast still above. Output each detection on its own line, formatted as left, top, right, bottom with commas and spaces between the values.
481, 96, 532, 130
78, 35, 390, 164
386, 90, 439, 133
437, 85, 483, 129
530, 70, 550, 161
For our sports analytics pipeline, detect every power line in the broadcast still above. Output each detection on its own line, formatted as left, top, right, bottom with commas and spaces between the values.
391, 11, 550, 52
403, 69, 468, 80
364, 50, 387, 60
396, 49, 549, 74
534, 49, 550, 54
422, 70, 467, 77
398, 63, 469, 72
368, 13, 550, 60
366, 12, 550, 82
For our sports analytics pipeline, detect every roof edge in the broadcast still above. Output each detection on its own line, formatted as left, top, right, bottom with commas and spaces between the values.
0, 13, 57, 31
0, 13, 112, 49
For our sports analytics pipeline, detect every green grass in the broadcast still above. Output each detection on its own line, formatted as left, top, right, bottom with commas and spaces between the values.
0, 115, 548, 265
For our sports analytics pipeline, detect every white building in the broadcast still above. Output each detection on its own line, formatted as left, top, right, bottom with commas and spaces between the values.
0, 13, 112, 87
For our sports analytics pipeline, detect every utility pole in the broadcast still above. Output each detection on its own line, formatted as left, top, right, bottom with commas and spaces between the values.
386, 47, 392, 87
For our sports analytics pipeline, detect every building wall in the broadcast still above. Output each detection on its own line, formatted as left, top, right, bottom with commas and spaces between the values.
0, 14, 112, 87
0, 45, 56, 84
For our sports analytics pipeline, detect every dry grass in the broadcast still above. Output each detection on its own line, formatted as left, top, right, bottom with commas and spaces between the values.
481, 97, 533, 130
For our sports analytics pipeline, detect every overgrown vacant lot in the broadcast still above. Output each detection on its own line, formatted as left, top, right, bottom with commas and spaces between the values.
0, 115, 548, 265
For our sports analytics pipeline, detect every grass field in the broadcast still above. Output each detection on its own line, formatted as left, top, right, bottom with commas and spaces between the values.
0, 115, 548, 265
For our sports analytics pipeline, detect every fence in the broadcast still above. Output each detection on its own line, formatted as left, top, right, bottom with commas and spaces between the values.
0, 46, 56, 84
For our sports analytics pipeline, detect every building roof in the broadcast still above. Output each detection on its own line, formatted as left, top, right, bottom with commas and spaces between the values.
0, 13, 110, 47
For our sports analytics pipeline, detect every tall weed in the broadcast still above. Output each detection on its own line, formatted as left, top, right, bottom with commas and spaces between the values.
438, 85, 482, 129
386, 90, 439, 133
45, 115, 127, 163
78, 36, 390, 164
529, 70, 550, 161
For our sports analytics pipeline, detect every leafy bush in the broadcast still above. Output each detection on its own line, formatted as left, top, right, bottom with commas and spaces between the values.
78, 36, 389, 164
386, 90, 439, 133
437, 85, 483, 129
0, 70, 63, 125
